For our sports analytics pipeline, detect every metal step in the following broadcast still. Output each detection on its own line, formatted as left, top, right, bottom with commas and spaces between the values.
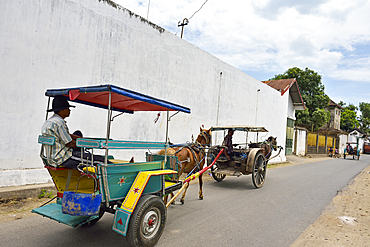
216, 168, 242, 177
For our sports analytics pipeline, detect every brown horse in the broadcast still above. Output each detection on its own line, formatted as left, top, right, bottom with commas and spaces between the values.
249, 136, 281, 163
158, 127, 212, 204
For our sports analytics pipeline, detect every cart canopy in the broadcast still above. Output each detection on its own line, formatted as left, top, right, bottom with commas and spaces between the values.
210, 125, 268, 132
45, 84, 191, 114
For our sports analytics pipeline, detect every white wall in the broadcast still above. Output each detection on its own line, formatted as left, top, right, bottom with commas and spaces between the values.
339, 134, 348, 154
293, 128, 307, 156
0, 0, 287, 187
287, 95, 296, 120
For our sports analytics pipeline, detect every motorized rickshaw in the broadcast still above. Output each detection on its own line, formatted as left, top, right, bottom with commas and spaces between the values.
32, 84, 191, 247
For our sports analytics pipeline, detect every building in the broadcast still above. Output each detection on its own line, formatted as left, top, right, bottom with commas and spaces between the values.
262, 78, 305, 154
325, 100, 343, 130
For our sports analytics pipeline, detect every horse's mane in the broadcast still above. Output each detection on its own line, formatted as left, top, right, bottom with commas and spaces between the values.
157, 148, 176, 156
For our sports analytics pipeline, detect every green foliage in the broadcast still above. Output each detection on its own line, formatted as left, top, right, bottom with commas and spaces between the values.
38, 189, 53, 199
312, 108, 331, 131
270, 67, 330, 131
339, 102, 359, 132
359, 102, 370, 133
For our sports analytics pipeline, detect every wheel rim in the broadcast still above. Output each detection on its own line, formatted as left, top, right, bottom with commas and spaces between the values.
141, 208, 161, 239
253, 154, 266, 187
211, 165, 226, 181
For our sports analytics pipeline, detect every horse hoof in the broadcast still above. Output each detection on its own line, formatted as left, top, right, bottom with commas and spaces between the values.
199, 197, 203, 200
180, 200, 185, 205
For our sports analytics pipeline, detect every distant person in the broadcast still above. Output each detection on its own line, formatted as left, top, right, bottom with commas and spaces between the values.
41, 96, 108, 169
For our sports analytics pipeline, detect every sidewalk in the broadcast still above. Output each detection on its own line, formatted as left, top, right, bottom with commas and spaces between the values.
0, 183, 56, 201
0, 155, 331, 201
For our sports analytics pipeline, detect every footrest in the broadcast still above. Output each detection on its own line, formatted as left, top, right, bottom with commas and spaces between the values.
164, 181, 183, 195
32, 202, 99, 227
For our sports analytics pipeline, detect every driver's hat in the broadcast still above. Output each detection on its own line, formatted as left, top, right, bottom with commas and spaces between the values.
47, 95, 75, 112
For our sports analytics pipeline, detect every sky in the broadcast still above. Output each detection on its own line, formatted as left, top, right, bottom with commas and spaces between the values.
114, 0, 370, 108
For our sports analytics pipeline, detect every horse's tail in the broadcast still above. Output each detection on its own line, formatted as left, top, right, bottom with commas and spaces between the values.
157, 147, 176, 155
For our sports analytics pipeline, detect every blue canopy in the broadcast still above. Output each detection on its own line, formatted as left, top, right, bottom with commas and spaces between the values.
45, 84, 191, 114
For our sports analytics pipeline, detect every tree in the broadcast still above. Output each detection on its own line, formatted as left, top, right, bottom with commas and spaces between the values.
270, 67, 330, 131
359, 102, 370, 133
339, 101, 359, 132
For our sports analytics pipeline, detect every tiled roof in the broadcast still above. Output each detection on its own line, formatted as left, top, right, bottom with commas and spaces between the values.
262, 78, 305, 109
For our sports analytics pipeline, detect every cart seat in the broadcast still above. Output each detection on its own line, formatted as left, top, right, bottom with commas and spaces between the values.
39, 136, 95, 195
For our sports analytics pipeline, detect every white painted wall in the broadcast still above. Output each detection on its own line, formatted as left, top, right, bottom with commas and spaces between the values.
339, 134, 348, 154
0, 0, 287, 187
293, 128, 307, 156
287, 95, 296, 120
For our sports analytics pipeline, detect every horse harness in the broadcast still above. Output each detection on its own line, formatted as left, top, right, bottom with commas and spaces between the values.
175, 130, 211, 173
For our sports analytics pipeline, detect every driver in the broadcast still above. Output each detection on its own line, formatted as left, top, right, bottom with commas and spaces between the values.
41, 96, 108, 169
347, 143, 353, 153
223, 129, 234, 160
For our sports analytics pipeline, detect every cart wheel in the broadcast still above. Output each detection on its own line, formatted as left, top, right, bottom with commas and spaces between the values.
252, 152, 266, 188
83, 204, 105, 226
211, 164, 226, 182
126, 195, 166, 247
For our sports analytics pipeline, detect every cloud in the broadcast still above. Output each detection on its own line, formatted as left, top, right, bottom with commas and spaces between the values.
114, 0, 370, 103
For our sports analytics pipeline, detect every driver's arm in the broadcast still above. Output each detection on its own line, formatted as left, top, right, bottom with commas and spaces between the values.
66, 140, 77, 148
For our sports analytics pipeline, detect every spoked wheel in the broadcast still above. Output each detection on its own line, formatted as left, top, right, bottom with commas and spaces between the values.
211, 164, 226, 182
126, 195, 166, 247
252, 152, 267, 188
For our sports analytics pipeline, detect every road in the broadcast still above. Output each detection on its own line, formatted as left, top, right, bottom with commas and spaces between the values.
1, 155, 369, 247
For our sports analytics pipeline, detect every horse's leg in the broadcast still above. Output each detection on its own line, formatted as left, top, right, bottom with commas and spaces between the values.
164, 192, 176, 205
198, 173, 203, 200
180, 182, 189, 204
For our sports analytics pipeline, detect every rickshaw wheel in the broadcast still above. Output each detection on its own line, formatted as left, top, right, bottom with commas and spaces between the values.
252, 152, 266, 188
83, 204, 105, 226
127, 195, 166, 247
211, 164, 226, 182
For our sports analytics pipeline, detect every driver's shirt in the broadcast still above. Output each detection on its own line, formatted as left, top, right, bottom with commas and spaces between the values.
41, 114, 73, 167
223, 134, 233, 154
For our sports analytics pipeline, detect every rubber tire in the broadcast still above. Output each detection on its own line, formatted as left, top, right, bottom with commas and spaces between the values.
211, 164, 226, 182
252, 152, 266, 188
126, 195, 166, 247
82, 204, 105, 226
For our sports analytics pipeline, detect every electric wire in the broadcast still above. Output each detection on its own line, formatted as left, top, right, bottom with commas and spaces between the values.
188, 0, 209, 20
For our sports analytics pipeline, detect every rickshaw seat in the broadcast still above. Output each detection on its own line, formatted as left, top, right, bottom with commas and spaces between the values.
39, 135, 95, 195
38, 135, 59, 167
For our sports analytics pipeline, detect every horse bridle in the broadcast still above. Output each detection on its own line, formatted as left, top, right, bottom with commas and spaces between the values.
197, 130, 211, 147
264, 138, 277, 151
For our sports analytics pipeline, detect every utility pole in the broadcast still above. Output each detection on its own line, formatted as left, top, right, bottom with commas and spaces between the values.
178, 18, 189, 38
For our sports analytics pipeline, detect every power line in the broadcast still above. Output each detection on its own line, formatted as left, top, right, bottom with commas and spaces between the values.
188, 0, 208, 20
178, 0, 209, 38
146, 0, 151, 20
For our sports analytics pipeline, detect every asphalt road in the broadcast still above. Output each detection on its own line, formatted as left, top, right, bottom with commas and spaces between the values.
1, 155, 369, 247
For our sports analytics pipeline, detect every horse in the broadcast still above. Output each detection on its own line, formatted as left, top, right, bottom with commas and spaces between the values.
158, 127, 212, 204
249, 136, 281, 163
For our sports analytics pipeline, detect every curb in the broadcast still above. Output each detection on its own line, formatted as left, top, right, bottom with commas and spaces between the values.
0, 183, 56, 200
